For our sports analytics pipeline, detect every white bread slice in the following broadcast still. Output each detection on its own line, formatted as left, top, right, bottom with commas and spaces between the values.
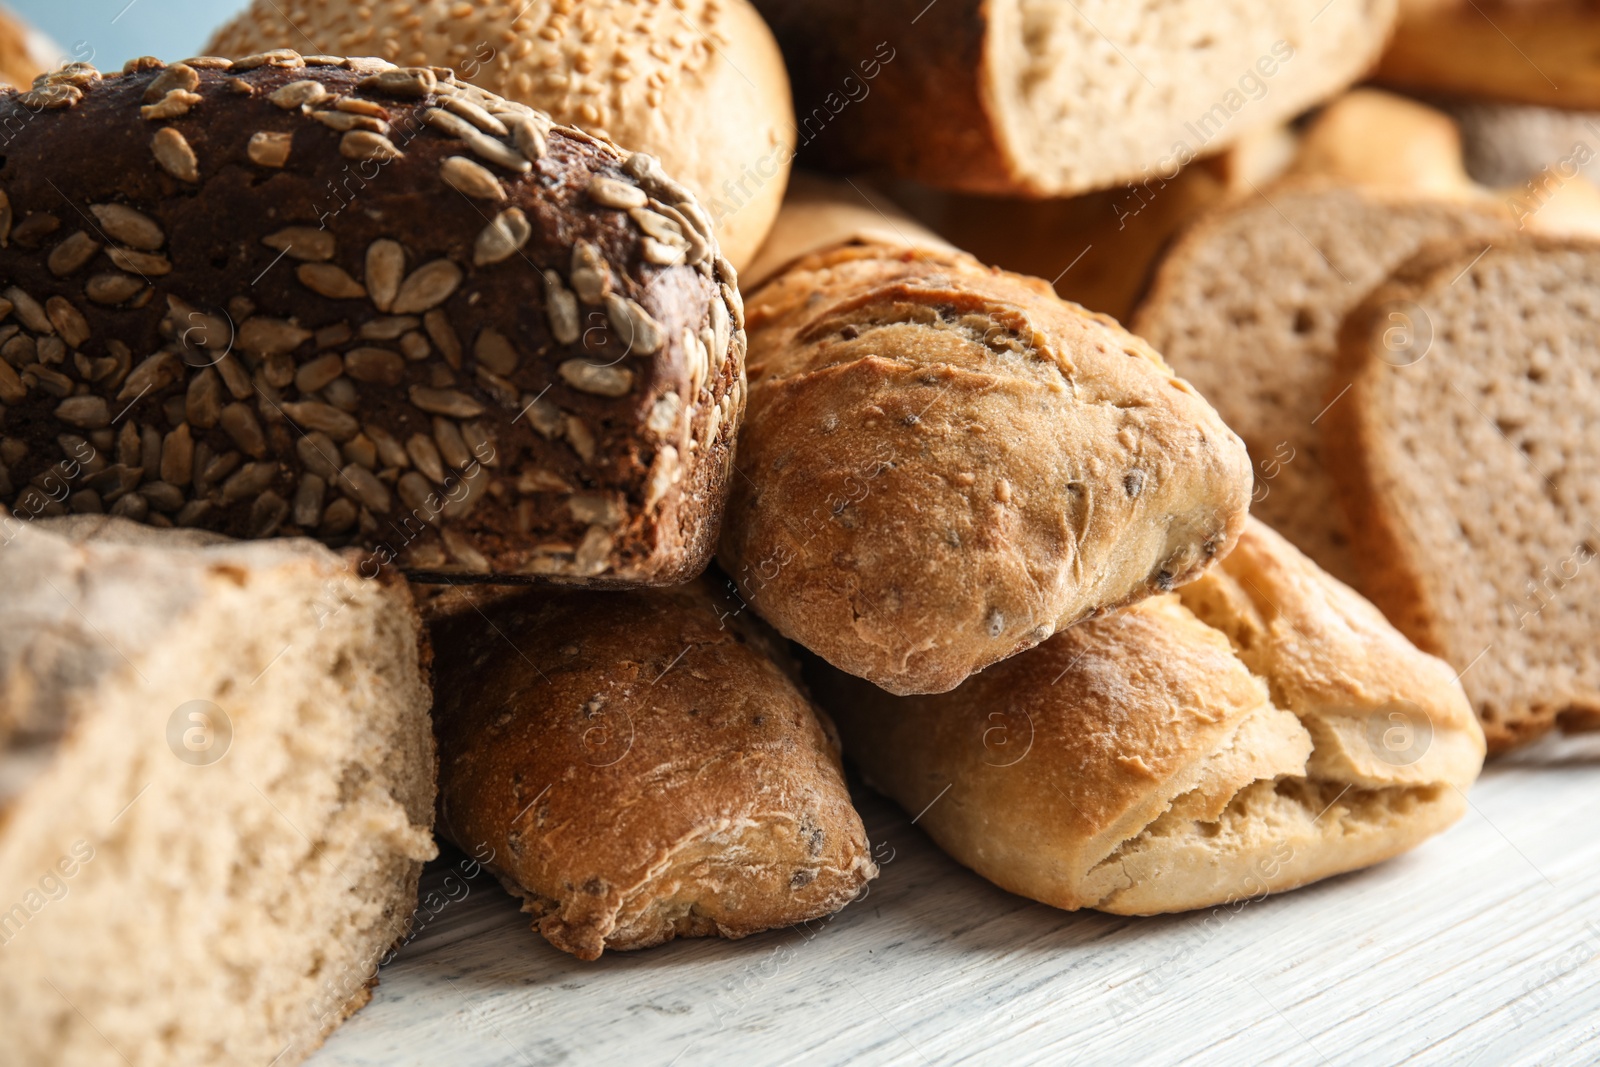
0, 516, 436, 1066
1327, 236, 1600, 752
753, 0, 1396, 197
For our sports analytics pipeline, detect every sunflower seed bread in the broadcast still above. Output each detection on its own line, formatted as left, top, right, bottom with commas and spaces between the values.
206, 0, 795, 272
1327, 236, 1600, 752
0, 53, 744, 586
812, 518, 1484, 915
0, 514, 437, 1067
719, 240, 1253, 696
431, 579, 877, 961
752, 0, 1396, 197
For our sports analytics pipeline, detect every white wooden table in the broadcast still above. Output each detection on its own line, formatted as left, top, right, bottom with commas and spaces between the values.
311, 733, 1600, 1067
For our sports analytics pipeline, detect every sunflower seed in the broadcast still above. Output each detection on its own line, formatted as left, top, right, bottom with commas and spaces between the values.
270, 79, 331, 110
247, 131, 294, 167
588, 176, 647, 210
322, 376, 358, 412
248, 491, 289, 536
473, 207, 530, 266
565, 416, 596, 462
465, 129, 531, 172
573, 525, 613, 576
442, 95, 508, 135
86, 273, 143, 305
400, 330, 430, 361
335, 97, 387, 117
48, 231, 101, 276
238, 317, 312, 354
186, 368, 223, 428
340, 130, 402, 162
54, 395, 109, 429
629, 207, 685, 245
116, 421, 141, 466
293, 474, 326, 527
421, 107, 476, 141
604, 293, 665, 355
652, 201, 708, 265
263, 227, 335, 262
45, 298, 90, 347
221, 461, 276, 505
359, 67, 436, 98
216, 355, 252, 399
45, 62, 102, 88
11, 213, 60, 247
106, 247, 172, 276
472, 328, 519, 375
142, 63, 198, 103
358, 316, 418, 341
311, 109, 389, 133
226, 78, 254, 96
406, 433, 446, 483
140, 90, 202, 121
440, 463, 489, 520
23, 364, 71, 397
570, 242, 610, 304
174, 499, 212, 527
110, 491, 148, 521
569, 494, 623, 528
232, 50, 303, 71
531, 272, 579, 347
319, 497, 358, 534
559, 359, 633, 397
5, 287, 50, 332
216, 403, 266, 459
423, 309, 460, 367
294, 353, 344, 394
693, 329, 713, 394
68, 490, 103, 515
282, 401, 359, 440
722, 278, 744, 329
391, 259, 462, 314
151, 128, 199, 182
140, 481, 183, 513
440, 528, 491, 573
433, 417, 471, 470
343, 346, 405, 386
710, 298, 731, 370
365, 424, 407, 468
409, 385, 483, 419
296, 432, 343, 479
333, 463, 388, 512
297, 263, 367, 300
515, 467, 570, 494
643, 445, 680, 510
439, 155, 505, 201
396, 471, 435, 517
260, 353, 295, 388
642, 237, 685, 266
511, 116, 547, 162
647, 392, 682, 436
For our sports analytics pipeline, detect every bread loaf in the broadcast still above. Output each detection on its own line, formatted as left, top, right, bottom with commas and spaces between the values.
752, 0, 1395, 197
206, 0, 794, 271
0, 514, 437, 1066
813, 519, 1484, 915
0, 2, 54, 90
1327, 236, 1600, 751
431, 580, 876, 960
720, 241, 1252, 695
0, 54, 744, 587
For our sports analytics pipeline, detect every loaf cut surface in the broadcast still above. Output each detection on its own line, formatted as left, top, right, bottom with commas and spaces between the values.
814, 519, 1484, 915
431, 580, 877, 960
721, 243, 1252, 696
0, 514, 437, 1067
0, 54, 744, 586
1328, 236, 1600, 751
754, 0, 1394, 196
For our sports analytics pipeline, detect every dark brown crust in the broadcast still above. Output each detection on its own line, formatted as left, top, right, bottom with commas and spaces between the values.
751, 0, 1018, 193
0, 54, 744, 586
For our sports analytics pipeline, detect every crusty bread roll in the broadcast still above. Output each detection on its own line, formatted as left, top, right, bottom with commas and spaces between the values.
206, 0, 793, 271
813, 519, 1485, 915
720, 241, 1252, 696
0, 3, 56, 90
1327, 236, 1600, 751
431, 580, 877, 960
0, 515, 436, 1067
752, 0, 1395, 197
0, 54, 744, 587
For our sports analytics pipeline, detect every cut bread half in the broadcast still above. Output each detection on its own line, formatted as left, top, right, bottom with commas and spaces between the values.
1327, 236, 1600, 751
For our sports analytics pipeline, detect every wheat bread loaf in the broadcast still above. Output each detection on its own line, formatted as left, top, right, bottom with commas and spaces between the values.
207, 0, 794, 271
431, 579, 876, 960
813, 518, 1484, 915
752, 0, 1395, 197
0, 514, 437, 1067
1327, 236, 1600, 751
720, 241, 1252, 696
0, 54, 744, 587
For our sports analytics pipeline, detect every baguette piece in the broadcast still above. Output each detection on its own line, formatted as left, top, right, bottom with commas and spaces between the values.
431, 580, 877, 961
206, 0, 794, 271
0, 515, 436, 1067
721, 243, 1252, 696
813, 519, 1484, 915
752, 0, 1395, 197
0, 54, 743, 587
1327, 236, 1600, 751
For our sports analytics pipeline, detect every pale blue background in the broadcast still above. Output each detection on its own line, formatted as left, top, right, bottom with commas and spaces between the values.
8, 0, 255, 68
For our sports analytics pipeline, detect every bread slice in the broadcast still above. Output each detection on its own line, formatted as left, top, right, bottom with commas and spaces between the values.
813, 518, 1484, 915
1133, 182, 1512, 588
753, 0, 1394, 197
0, 516, 436, 1067
1327, 236, 1600, 751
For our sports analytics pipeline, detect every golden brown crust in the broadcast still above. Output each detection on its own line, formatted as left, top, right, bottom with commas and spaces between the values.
719, 243, 1252, 696
0, 5, 50, 90
430, 580, 876, 960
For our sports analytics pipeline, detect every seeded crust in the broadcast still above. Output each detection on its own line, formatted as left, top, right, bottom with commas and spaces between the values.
1376, 0, 1600, 109
205, 0, 794, 272
812, 518, 1484, 915
1326, 236, 1600, 752
1133, 181, 1514, 589
752, 0, 1394, 197
431, 580, 877, 961
719, 243, 1252, 696
0, 514, 437, 1067
0, 53, 745, 587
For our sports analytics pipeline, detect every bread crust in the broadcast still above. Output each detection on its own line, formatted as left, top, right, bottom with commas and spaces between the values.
0, 54, 744, 587
430, 580, 877, 961
720, 243, 1251, 696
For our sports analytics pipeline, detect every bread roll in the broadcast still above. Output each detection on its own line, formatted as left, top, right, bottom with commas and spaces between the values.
0, 515, 436, 1067
720, 241, 1252, 696
813, 519, 1485, 915
0, 54, 743, 587
1327, 236, 1600, 751
206, 0, 794, 271
0, 3, 56, 90
431, 580, 877, 960
752, 0, 1395, 197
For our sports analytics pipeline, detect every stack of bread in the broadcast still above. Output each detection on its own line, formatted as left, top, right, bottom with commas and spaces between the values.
5, 0, 1594, 1061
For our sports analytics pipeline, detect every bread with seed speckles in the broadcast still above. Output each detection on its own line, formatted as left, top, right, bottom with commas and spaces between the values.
430, 579, 877, 961
0, 514, 436, 1067
719, 241, 1252, 696
206, 0, 794, 272
1327, 236, 1600, 752
0, 53, 744, 587
811, 518, 1484, 915
752, 0, 1395, 197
